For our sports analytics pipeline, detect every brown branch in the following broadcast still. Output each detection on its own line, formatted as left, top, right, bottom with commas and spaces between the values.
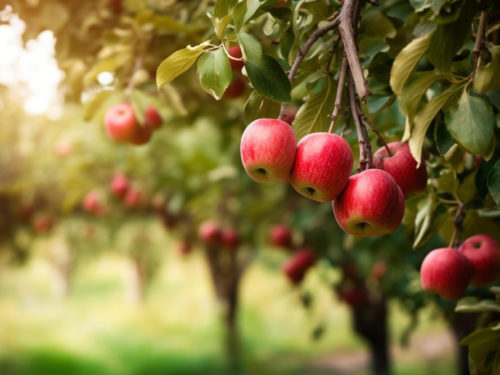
278, 15, 340, 120
471, 11, 487, 80
338, 0, 371, 102
328, 55, 348, 133
359, 112, 392, 156
450, 203, 465, 248
125, 52, 144, 96
325, 35, 342, 75
348, 73, 372, 172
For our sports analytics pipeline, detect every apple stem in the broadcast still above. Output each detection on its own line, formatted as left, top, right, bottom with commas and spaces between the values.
348, 74, 372, 171
470, 11, 487, 81
328, 55, 348, 133
278, 15, 340, 120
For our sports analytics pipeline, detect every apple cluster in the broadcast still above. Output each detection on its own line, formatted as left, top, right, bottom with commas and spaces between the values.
104, 104, 162, 146
198, 220, 240, 251
240, 119, 427, 236
420, 235, 500, 300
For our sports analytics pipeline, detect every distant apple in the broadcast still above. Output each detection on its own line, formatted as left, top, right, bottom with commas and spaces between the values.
221, 229, 240, 250
224, 76, 246, 99
336, 283, 367, 306
228, 46, 244, 71
110, 173, 129, 197
282, 248, 316, 284
145, 105, 162, 130
54, 139, 74, 157
104, 104, 137, 142
130, 124, 153, 146
32, 214, 53, 234
420, 247, 473, 300
373, 142, 427, 197
124, 188, 143, 208
198, 220, 222, 244
291, 132, 353, 202
333, 169, 404, 236
459, 235, 500, 287
240, 118, 296, 182
371, 261, 387, 281
281, 107, 297, 125
82, 191, 103, 215
269, 224, 293, 248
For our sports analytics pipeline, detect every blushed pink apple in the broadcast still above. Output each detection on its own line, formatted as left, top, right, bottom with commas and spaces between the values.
104, 104, 137, 142
269, 224, 292, 248
124, 188, 143, 208
420, 247, 473, 300
282, 248, 316, 285
221, 229, 240, 250
291, 132, 353, 202
83, 191, 103, 215
373, 142, 427, 197
198, 220, 222, 244
459, 235, 500, 287
228, 46, 244, 71
282, 107, 297, 125
333, 169, 404, 236
224, 76, 246, 98
110, 173, 129, 197
145, 105, 162, 130
240, 118, 296, 182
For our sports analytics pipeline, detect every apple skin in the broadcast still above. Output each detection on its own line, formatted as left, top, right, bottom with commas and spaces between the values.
459, 235, 500, 287
282, 248, 316, 285
124, 188, 143, 208
269, 224, 292, 248
240, 118, 296, 182
333, 169, 404, 236
198, 220, 222, 244
224, 76, 246, 99
336, 284, 367, 306
221, 229, 240, 250
83, 191, 103, 215
373, 142, 427, 197
110, 173, 129, 197
130, 124, 153, 146
228, 46, 244, 71
420, 247, 474, 300
281, 107, 296, 125
104, 104, 137, 142
291, 132, 353, 202
145, 105, 162, 130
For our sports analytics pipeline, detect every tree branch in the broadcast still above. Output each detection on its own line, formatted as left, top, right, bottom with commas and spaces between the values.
328, 55, 348, 133
325, 35, 341, 75
348, 73, 372, 172
278, 15, 340, 120
471, 11, 487, 80
338, 0, 371, 102
359, 112, 392, 156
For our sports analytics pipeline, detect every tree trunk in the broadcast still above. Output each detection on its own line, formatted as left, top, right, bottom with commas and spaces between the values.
449, 313, 478, 375
352, 297, 390, 375
124, 257, 144, 305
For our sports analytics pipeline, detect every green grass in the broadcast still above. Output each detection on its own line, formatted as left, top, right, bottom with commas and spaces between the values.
0, 240, 456, 375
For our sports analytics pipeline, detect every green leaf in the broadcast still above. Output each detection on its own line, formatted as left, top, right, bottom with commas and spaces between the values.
245, 54, 291, 103
243, 91, 280, 124
408, 84, 464, 164
207, 14, 232, 40
474, 46, 500, 94
409, 0, 445, 13
160, 84, 187, 116
280, 27, 294, 61
197, 48, 232, 100
458, 171, 477, 203
390, 32, 433, 95
399, 71, 438, 118
426, 0, 476, 72
237, 33, 262, 62
293, 77, 335, 141
487, 160, 500, 208
434, 122, 455, 155
445, 91, 495, 156
456, 297, 500, 313
83, 90, 117, 121
214, 0, 234, 17
359, 9, 396, 39
233, 0, 261, 31
413, 192, 436, 248
84, 52, 130, 84
156, 42, 210, 89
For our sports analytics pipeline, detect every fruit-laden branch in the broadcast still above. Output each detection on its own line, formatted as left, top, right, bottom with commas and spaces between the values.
348, 73, 372, 171
338, 0, 371, 102
278, 15, 340, 120
471, 11, 487, 80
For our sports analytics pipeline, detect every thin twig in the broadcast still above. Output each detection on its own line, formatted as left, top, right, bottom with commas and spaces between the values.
278, 15, 340, 120
328, 55, 348, 133
338, 0, 371, 102
450, 203, 465, 248
359, 112, 392, 156
348, 73, 372, 171
125, 52, 144, 96
470, 11, 487, 81
325, 35, 341, 76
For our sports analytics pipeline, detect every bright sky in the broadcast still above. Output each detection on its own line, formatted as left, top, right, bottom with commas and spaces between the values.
0, 5, 64, 119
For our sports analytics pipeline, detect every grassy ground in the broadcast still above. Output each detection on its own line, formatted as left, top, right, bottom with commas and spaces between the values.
0, 233, 456, 375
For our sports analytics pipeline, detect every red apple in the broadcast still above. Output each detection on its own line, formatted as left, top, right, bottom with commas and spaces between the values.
336, 283, 367, 306
54, 139, 73, 157
124, 188, 143, 208
228, 46, 244, 71
420, 247, 473, 300
32, 214, 53, 234
282, 248, 316, 285
371, 261, 387, 281
277, 0, 288, 7
198, 220, 222, 244
459, 235, 500, 287
291, 132, 353, 202
130, 124, 153, 146
224, 76, 246, 99
110, 173, 129, 197
373, 142, 427, 197
82, 191, 103, 214
282, 107, 296, 125
145, 105, 162, 130
269, 224, 292, 248
240, 118, 296, 182
104, 104, 137, 142
221, 229, 240, 250
333, 169, 404, 236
